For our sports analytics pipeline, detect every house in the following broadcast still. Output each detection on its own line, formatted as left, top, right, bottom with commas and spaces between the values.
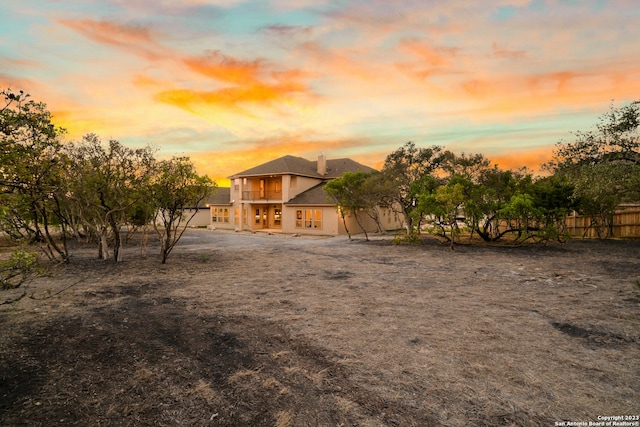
207, 154, 403, 235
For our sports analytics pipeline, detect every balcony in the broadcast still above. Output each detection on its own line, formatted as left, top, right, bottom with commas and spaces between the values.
242, 189, 282, 201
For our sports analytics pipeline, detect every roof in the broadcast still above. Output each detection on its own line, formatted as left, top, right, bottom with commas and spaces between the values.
184, 188, 231, 209
230, 155, 376, 179
205, 187, 232, 206
285, 183, 335, 206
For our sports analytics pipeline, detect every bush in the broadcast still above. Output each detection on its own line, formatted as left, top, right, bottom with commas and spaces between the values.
392, 231, 422, 245
1, 249, 40, 289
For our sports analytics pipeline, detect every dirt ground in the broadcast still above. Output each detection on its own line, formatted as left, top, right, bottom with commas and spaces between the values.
1, 230, 639, 427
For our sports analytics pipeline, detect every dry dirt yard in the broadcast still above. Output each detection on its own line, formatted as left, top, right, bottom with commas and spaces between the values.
1, 230, 639, 426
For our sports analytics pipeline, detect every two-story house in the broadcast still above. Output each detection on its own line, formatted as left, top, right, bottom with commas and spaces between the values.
207, 154, 402, 235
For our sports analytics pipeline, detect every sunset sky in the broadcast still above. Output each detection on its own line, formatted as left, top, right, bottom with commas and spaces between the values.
1, 0, 639, 184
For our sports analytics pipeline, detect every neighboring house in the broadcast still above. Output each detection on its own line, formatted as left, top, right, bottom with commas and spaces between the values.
207, 154, 403, 235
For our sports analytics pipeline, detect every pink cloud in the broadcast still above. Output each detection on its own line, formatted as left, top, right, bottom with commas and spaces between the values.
57, 19, 167, 60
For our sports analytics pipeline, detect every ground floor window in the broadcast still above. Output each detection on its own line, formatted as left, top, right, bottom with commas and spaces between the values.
274, 207, 281, 226
212, 207, 229, 223
296, 209, 322, 229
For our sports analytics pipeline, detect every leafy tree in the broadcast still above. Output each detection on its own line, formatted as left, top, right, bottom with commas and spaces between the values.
0, 88, 69, 262
417, 179, 466, 249
381, 142, 444, 234
462, 167, 531, 242
65, 134, 156, 261
359, 172, 397, 233
528, 176, 576, 242
150, 157, 215, 264
441, 151, 491, 183
547, 100, 640, 238
324, 171, 376, 240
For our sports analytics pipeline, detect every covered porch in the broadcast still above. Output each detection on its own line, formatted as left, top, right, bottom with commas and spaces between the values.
246, 203, 283, 231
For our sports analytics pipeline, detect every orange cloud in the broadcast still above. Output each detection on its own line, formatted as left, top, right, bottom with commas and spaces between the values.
183, 52, 264, 85
57, 19, 165, 60
155, 79, 307, 113
398, 38, 460, 68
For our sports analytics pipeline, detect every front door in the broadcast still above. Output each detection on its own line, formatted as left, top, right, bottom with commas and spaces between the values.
253, 205, 282, 229
254, 207, 266, 228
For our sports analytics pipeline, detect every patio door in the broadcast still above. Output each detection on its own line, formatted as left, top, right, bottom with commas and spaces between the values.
254, 207, 267, 228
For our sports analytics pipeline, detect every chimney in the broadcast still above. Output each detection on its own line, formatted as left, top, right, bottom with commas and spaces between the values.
317, 152, 327, 175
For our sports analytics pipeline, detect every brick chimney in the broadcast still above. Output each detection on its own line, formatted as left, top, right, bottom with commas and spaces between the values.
317, 152, 327, 175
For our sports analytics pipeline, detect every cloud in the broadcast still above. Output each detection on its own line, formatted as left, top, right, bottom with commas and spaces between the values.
154, 80, 306, 114
261, 24, 313, 38
57, 19, 166, 60
491, 42, 526, 59
183, 51, 265, 85
399, 38, 460, 68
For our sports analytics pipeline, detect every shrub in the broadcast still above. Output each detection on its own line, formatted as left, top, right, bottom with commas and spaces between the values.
1, 249, 40, 290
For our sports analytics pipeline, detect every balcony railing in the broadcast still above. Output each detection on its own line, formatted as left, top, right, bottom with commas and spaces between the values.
242, 190, 282, 201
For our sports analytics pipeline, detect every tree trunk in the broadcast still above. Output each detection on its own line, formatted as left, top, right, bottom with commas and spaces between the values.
109, 216, 122, 262
339, 208, 351, 240
98, 228, 110, 260
352, 209, 369, 241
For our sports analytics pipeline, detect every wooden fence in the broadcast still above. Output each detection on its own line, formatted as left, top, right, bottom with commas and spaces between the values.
565, 205, 640, 239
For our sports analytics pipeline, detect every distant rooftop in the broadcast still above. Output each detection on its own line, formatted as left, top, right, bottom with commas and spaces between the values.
229, 155, 376, 179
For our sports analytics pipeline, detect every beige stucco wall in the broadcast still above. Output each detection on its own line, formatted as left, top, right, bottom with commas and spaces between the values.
288, 176, 325, 199
207, 205, 236, 230
340, 206, 404, 235
282, 206, 340, 235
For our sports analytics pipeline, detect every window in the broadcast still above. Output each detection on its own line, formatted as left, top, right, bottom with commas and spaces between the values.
274, 207, 281, 226
296, 209, 303, 228
296, 209, 322, 229
212, 207, 229, 223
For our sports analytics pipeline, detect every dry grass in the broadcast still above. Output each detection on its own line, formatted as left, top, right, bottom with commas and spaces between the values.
0, 230, 638, 426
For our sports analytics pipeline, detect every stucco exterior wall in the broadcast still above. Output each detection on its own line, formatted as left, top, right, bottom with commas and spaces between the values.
207, 205, 236, 230
288, 176, 326, 199
282, 206, 340, 235
340, 206, 404, 235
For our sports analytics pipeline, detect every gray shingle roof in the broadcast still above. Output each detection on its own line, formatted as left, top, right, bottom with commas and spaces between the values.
230, 155, 375, 179
285, 183, 334, 206
205, 187, 231, 206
